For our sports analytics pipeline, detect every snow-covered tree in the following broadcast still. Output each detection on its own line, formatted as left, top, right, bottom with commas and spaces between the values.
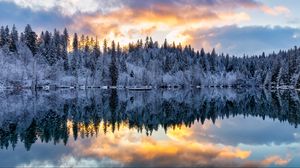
9, 24, 18, 52
24, 24, 37, 56
109, 40, 118, 86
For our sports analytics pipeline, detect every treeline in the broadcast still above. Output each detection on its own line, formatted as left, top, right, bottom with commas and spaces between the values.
0, 24, 300, 88
0, 89, 300, 150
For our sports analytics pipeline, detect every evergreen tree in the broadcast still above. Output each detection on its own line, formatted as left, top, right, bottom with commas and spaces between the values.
103, 39, 107, 54
71, 33, 79, 76
109, 40, 118, 86
53, 29, 61, 64
163, 39, 168, 49
11, 25, 18, 42
48, 37, 57, 65
209, 48, 217, 73
90, 38, 100, 83
9, 25, 18, 52
4, 26, 9, 44
117, 42, 121, 55
93, 38, 101, 58
42, 31, 52, 64
20, 32, 25, 42
62, 28, 69, 71
199, 48, 207, 71
24, 24, 37, 55
0, 26, 5, 47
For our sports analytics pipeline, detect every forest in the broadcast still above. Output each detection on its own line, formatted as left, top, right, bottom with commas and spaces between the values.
0, 24, 300, 89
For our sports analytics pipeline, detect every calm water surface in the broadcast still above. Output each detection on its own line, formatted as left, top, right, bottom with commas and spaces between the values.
0, 89, 300, 167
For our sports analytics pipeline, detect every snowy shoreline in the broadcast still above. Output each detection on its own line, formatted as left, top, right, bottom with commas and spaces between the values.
0, 84, 299, 91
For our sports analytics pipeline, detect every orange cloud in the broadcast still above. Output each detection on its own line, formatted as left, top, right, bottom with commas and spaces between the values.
260, 5, 290, 16
69, 3, 252, 47
65, 1, 290, 53
261, 155, 292, 166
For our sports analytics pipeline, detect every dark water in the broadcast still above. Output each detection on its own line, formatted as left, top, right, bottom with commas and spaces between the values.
0, 89, 300, 167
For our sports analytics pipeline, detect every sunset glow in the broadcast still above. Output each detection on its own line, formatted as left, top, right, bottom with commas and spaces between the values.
1, 1, 300, 167
0, 0, 299, 55
66, 122, 291, 167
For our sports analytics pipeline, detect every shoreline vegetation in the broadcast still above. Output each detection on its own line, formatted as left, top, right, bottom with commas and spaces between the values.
1, 24, 300, 90
0, 85, 299, 92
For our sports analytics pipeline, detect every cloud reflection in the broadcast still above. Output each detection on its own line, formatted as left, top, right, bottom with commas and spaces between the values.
68, 123, 290, 167
16, 156, 122, 168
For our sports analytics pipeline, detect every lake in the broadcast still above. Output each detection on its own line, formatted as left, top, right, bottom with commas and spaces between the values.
0, 89, 300, 167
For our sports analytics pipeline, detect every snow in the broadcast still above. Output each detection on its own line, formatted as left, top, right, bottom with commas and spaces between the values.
128, 87, 152, 91
0, 25, 300, 89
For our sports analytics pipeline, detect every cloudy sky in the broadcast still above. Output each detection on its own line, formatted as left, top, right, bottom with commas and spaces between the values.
0, 0, 300, 55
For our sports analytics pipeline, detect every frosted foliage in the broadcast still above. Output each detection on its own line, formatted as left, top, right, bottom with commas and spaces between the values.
1, 25, 300, 89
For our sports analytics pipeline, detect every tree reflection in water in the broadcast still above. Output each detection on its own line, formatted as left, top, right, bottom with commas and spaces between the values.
0, 89, 300, 150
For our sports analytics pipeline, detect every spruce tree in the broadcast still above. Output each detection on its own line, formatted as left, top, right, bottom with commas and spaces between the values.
103, 39, 107, 54
71, 33, 79, 76
24, 24, 37, 56
109, 40, 118, 86
62, 28, 69, 71
9, 25, 18, 52
0, 26, 5, 47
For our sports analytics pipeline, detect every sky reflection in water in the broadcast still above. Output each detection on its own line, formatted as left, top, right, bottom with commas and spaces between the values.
0, 89, 299, 167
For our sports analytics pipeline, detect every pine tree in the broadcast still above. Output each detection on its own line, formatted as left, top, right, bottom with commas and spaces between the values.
37, 31, 44, 54
48, 37, 57, 65
199, 48, 207, 71
71, 33, 79, 76
20, 32, 25, 42
90, 38, 100, 82
209, 48, 217, 73
12, 25, 18, 41
145, 36, 149, 49
42, 31, 52, 64
93, 38, 101, 58
9, 25, 18, 52
164, 55, 172, 73
271, 58, 281, 86
103, 39, 107, 54
0, 26, 5, 47
109, 40, 118, 86
117, 42, 121, 55
80, 34, 85, 50
52, 29, 61, 64
4, 26, 9, 44
149, 37, 154, 49
288, 47, 297, 85
24, 24, 37, 55
62, 28, 69, 71
163, 39, 168, 49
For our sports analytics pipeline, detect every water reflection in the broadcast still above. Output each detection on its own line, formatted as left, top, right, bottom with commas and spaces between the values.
0, 89, 300, 167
